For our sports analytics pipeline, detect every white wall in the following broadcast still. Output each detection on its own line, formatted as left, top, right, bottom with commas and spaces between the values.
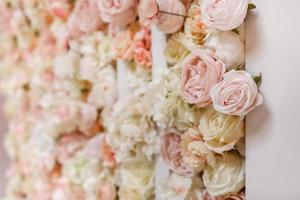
246, 0, 300, 199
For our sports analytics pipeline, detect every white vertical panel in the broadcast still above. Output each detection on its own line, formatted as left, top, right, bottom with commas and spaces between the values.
117, 60, 130, 98
246, 0, 300, 199
151, 25, 170, 200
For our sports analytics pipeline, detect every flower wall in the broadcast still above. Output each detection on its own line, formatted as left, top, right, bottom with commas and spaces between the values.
0, 0, 262, 200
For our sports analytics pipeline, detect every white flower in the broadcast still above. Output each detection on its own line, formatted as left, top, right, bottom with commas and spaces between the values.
203, 152, 245, 196
205, 31, 245, 69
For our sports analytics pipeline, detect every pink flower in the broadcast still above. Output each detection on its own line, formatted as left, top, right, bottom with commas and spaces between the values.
210, 70, 263, 116
97, 0, 138, 27
138, 0, 158, 25
48, 0, 71, 20
112, 29, 135, 61
154, 0, 186, 33
97, 183, 117, 200
181, 50, 226, 107
84, 134, 117, 168
56, 132, 87, 164
67, 0, 104, 38
204, 0, 250, 31
161, 130, 194, 176
133, 27, 152, 68
134, 48, 152, 68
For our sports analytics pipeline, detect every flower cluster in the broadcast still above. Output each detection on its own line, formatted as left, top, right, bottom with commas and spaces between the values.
149, 0, 261, 199
0, 0, 261, 199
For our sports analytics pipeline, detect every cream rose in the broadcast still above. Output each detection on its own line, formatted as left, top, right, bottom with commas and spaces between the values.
67, 0, 104, 38
210, 70, 263, 116
198, 107, 244, 153
164, 37, 190, 65
161, 130, 194, 176
205, 31, 245, 69
181, 50, 226, 107
98, 0, 138, 27
154, 0, 186, 34
203, 0, 250, 31
203, 152, 245, 196
180, 128, 215, 171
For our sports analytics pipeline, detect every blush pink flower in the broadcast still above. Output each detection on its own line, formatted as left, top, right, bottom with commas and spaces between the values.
56, 132, 87, 164
181, 50, 226, 107
97, 182, 117, 200
112, 29, 135, 61
134, 48, 152, 68
161, 130, 194, 176
133, 27, 152, 68
204, 0, 250, 31
138, 0, 158, 25
210, 70, 263, 116
97, 0, 138, 27
48, 0, 72, 20
67, 0, 104, 38
99, 135, 117, 168
154, 0, 186, 33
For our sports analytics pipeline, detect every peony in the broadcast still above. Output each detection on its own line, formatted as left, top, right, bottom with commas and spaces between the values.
205, 31, 245, 69
161, 130, 194, 176
154, 0, 186, 34
198, 107, 244, 153
181, 50, 226, 107
180, 128, 215, 170
210, 70, 263, 116
113, 29, 135, 61
203, 152, 245, 196
164, 37, 190, 65
67, 0, 104, 38
203, 0, 250, 31
97, 0, 138, 27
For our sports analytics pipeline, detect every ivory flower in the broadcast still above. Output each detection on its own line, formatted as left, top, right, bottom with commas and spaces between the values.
198, 107, 244, 153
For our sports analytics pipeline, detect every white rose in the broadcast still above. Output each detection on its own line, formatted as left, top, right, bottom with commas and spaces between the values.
205, 31, 245, 69
203, 152, 245, 196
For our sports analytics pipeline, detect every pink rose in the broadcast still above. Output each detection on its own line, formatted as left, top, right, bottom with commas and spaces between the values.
138, 0, 158, 25
204, 0, 250, 31
161, 130, 194, 176
56, 132, 87, 164
97, 0, 138, 27
181, 50, 226, 107
133, 27, 152, 68
67, 0, 104, 38
154, 0, 186, 33
113, 29, 135, 61
210, 70, 263, 116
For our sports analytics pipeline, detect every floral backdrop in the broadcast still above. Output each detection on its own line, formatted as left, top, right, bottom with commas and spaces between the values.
0, 0, 262, 200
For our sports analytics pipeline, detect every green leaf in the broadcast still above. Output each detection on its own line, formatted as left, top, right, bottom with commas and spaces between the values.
248, 3, 257, 11
232, 28, 240, 35
252, 73, 262, 86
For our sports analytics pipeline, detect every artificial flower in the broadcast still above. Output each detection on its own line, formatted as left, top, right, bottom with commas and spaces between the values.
198, 107, 244, 153
210, 70, 263, 116
181, 50, 226, 107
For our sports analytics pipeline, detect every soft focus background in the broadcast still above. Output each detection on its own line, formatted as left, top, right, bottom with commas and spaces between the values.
0, 96, 8, 196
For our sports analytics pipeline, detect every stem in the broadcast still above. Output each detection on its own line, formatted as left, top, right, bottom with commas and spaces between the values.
158, 10, 192, 19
